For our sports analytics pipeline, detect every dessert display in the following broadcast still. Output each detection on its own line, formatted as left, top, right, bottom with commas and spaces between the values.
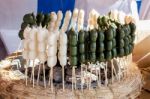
0, 9, 142, 99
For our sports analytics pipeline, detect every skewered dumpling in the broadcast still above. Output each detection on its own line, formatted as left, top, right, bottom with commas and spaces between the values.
29, 27, 37, 40
48, 33, 57, 46
22, 50, 28, 59
47, 56, 57, 67
29, 42, 37, 51
58, 55, 67, 66
29, 51, 37, 60
59, 33, 67, 44
23, 40, 29, 50
37, 27, 49, 42
38, 42, 47, 52
48, 46, 57, 56
58, 45, 67, 55
38, 52, 47, 62
23, 26, 31, 39
118, 11, 125, 24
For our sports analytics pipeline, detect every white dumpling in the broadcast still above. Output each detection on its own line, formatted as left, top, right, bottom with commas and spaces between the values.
29, 27, 37, 40
29, 42, 37, 51
73, 8, 79, 18
38, 52, 47, 63
23, 26, 31, 39
59, 33, 67, 44
59, 45, 67, 55
37, 27, 48, 42
48, 33, 57, 46
58, 55, 67, 66
29, 51, 37, 60
47, 56, 57, 67
125, 15, 132, 24
65, 11, 72, 19
48, 46, 57, 56
57, 11, 63, 21
114, 10, 119, 21
79, 9, 84, 18
54, 30, 60, 40
118, 11, 125, 24
51, 12, 57, 22
23, 40, 29, 50
22, 50, 28, 59
38, 42, 47, 52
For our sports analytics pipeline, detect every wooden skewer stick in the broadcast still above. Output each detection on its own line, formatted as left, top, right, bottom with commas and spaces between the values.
85, 65, 88, 90
89, 66, 92, 90
111, 60, 114, 84
112, 59, 117, 80
50, 67, 54, 92
32, 60, 35, 88
74, 66, 77, 90
36, 63, 41, 85
72, 67, 74, 91
43, 63, 46, 88
48, 69, 51, 86
99, 63, 101, 87
62, 65, 65, 91
25, 60, 29, 86
105, 62, 108, 86
118, 58, 121, 82
95, 63, 99, 87
81, 64, 83, 92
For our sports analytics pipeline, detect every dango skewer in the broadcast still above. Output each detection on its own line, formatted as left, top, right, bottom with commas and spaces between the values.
28, 27, 38, 88
37, 27, 48, 88
59, 10, 72, 91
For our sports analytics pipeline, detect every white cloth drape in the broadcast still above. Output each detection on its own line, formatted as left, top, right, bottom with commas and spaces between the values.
75, 0, 139, 22
0, 0, 37, 30
0, 0, 37, 54
140, 0, 150, 20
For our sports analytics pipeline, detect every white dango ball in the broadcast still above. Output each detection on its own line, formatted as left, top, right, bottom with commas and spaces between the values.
125, 15, 132, 24
66, 11, 72, 19
58, 55, 67, 66
38, 52, 47, 63
23, 26, 31, 39
54, 30, 60, 40
48, 46, 57, 56
118, 11, 125, 24
57, 11, 63, 21
59, 46, 67, 55
47, 56, 57, 67
73, 8, 79, 17
79, 9, 84, 18
59, 33, 67, 44
51, 12, 57, 22
48, 33, 57, 46
38, 42, 47, 52
22, 50, 28, 59
113, 10, 119, 21
29, 42, 37, 51
29, 27, 37, 40
37, 27, 48, 42
23, 40, 29, 50
29, 51, 37, 60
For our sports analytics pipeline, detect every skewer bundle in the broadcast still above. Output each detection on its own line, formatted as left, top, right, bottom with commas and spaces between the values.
19, 9, 137, 91
28, 27, 38, 88
37, 26, 48, 88
58, 10, 72, 91
47, 12, 58, 92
